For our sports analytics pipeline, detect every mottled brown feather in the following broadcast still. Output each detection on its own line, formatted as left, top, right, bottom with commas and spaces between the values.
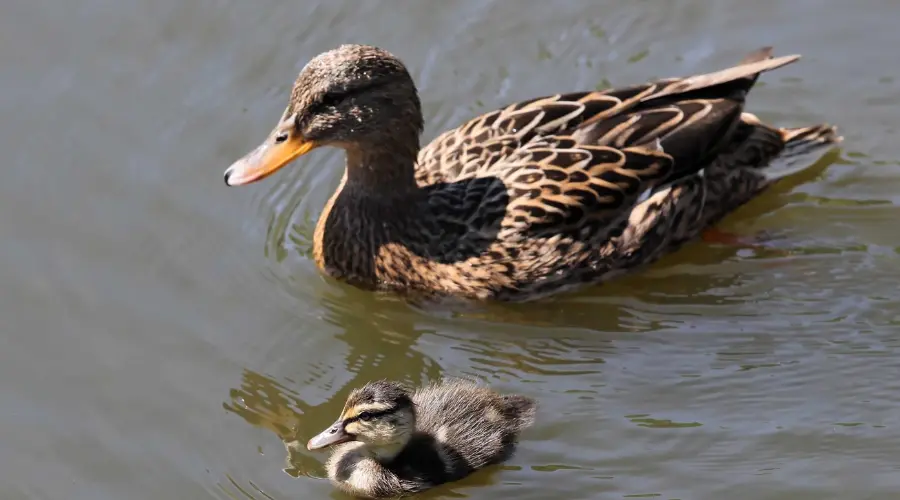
230, 44, 841, 301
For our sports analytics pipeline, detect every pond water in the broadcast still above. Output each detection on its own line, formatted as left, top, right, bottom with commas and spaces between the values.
4, 1, 900, 498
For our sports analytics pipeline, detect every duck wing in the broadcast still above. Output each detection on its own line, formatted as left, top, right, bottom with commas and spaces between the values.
418, 48, 798, 243
416, 47, 795, 186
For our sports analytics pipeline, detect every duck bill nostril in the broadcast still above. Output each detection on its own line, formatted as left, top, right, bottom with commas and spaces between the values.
223, 132, 318, 187
307, 421, 354, 450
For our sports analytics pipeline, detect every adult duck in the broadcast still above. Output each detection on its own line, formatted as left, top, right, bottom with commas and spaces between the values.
224, 44, 839, 301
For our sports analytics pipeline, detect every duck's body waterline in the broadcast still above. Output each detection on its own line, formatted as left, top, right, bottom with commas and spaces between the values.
225, 44, 840, 301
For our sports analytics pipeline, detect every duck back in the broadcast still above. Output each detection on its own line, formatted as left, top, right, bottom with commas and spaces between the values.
407, 380, 536, 477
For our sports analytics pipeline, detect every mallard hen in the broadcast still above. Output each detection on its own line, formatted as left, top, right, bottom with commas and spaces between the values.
224, 44, 840, 301
305, 379, 535, 498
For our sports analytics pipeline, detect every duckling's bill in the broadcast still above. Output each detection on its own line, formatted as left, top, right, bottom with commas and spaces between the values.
307, 420, 354, 450
224, 120, 318, 186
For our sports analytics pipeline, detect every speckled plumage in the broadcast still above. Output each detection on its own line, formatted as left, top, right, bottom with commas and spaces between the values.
308, 379, 535, 498
225, 44, 841, 301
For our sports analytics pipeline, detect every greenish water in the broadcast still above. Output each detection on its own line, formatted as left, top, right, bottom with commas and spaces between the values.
3, 1, 900, 499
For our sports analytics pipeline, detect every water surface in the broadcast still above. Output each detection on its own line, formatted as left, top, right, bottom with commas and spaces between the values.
4, 1, 900, 499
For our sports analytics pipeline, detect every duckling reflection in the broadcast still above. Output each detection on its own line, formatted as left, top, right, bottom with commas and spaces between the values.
307, 379, 536, 498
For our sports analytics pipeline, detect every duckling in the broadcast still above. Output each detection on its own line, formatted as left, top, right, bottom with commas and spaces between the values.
306, 379, 536, 498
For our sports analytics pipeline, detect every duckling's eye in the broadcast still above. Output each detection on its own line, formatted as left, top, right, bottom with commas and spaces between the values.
357, 411, 374, 422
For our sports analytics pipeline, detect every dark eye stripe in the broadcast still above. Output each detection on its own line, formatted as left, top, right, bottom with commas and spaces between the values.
311, 78, 396, 112
346, 407, 394, 423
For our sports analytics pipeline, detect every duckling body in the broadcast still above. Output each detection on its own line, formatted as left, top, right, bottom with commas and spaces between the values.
307, 379, 535, 498
225, 44, 840, 301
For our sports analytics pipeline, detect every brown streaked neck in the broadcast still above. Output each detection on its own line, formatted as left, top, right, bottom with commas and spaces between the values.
342, 138, 421, 195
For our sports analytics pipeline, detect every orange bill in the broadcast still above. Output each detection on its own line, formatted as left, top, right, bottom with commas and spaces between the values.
224, 118, 318, 186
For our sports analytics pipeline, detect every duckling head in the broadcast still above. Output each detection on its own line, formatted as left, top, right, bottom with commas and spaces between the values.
307, 380, 416, 461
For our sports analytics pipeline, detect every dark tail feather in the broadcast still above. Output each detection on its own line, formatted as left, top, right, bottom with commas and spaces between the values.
718, 113, 840, 180
763, 123, 843, 180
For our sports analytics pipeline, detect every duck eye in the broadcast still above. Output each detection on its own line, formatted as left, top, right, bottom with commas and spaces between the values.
357, 411, 374, 422
319, 91, 344, 108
